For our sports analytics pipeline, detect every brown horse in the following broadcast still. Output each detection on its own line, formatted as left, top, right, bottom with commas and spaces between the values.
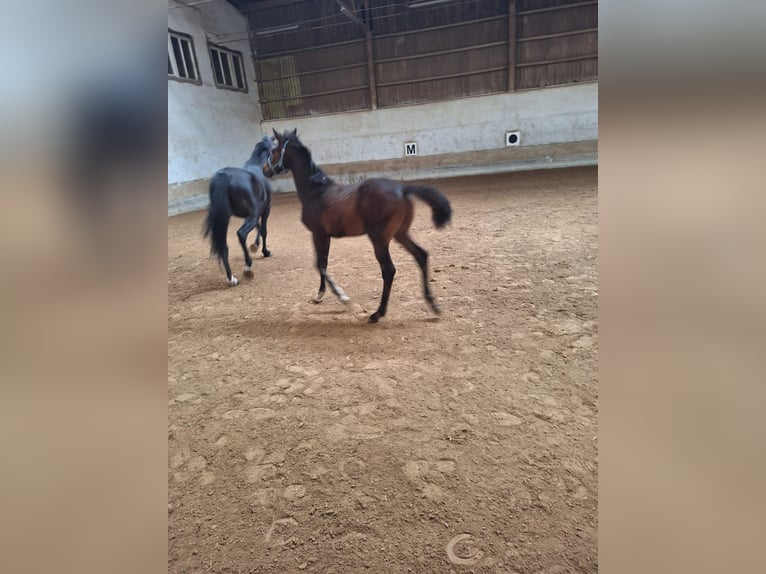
264, 128, 452, 323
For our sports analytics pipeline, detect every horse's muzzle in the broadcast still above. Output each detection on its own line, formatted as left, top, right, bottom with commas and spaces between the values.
262, 161, 287, 178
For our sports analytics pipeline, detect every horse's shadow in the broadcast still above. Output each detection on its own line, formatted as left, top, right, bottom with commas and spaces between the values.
171, 268, 261, 302
212, 305, 440, 339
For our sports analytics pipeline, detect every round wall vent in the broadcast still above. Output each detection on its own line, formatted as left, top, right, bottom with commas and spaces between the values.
506, 131, 521, 146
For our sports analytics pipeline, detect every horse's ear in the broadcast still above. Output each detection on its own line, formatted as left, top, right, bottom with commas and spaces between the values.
291, 127, 298, 138
272, 128, 280, 140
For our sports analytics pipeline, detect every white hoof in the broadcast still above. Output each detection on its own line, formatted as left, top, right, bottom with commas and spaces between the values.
244, 264, 252, 273
336, 286, 350, 303
228, 276, 239, 286
312, 292, 324, 303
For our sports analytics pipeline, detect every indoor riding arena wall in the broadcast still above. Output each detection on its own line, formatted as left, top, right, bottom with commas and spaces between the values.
263, 82, 598, 192
169, 80, 597, 214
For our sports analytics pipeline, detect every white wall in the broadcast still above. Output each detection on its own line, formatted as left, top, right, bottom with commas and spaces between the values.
261, 83, 598, 165
168, 0, 263, 185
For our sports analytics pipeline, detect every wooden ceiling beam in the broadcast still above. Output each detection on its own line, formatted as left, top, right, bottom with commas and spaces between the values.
333, 0, 367, 31
237, 0, 304, 14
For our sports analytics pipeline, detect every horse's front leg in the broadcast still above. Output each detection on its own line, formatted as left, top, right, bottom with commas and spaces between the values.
258, 206, 272, 258
311, 234, 329, 303
311, 234, 349, 304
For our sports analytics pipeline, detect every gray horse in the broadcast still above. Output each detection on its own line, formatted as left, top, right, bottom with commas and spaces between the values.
204, 135, 274, 286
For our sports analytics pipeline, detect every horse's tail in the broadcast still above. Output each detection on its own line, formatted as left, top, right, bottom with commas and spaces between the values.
203, 173, 231, 261
404, 185, 452, 229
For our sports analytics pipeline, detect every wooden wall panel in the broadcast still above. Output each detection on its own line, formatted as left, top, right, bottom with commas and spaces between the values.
260, 87, 370, 121
515, 1, 598, 90
378, 70, 506, 108
240, 0, 598, 119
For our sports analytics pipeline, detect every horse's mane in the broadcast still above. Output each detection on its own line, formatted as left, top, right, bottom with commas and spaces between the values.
243, 135, 273, 176
308, 160, 332, 186
290, 138, 334, 187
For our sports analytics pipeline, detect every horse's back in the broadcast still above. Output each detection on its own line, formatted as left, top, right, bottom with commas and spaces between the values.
354, 178, 414, 237
212, 167, 270, 218
213, 167, 249, 188
357, 178, 410, 210
359, 178, 404, 197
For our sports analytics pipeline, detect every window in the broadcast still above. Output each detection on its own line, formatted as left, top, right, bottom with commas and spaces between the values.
209, 44, 247, 92
168, 29, 200, 83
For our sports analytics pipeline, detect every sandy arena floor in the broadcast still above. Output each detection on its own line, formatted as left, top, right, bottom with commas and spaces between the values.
168, 167, 598, 573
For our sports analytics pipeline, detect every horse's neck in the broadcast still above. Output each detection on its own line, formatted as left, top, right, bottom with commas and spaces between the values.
243, 152, 265, 171
242, 164, 262, 177
290, 152, 320, 200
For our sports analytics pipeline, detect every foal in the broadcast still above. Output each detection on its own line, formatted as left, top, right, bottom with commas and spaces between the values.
204, 135, 274, 286
264, 128, 452, 323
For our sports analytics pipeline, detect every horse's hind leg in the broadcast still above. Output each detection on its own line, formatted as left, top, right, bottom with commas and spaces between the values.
236, 217, 259, 275
249, 222, 263, 252
221, 246, 238, 286
311, 234, 349, 304
395, 230, 440, 314
369, 238, 396, 323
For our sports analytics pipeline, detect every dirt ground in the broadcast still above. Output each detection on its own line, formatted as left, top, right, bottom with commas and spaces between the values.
168, 167, 598, 573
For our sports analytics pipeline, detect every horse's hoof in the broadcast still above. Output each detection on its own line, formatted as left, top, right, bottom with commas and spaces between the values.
228, 276, 239, 286
339, 294, 351, 304
311, 292, 325, 304
368, 312, 381, 323
431, 303, 442, 314
243, 265, 253, 277
262, 250, 272, 258
249, 244, 258, 252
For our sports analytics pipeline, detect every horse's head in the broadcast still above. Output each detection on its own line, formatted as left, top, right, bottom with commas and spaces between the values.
252, 134, 274, 161
263, 128, 297, 177
244, 135, 276, 174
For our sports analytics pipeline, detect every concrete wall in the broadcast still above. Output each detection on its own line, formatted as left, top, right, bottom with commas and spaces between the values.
168, 0, 264, 214
264, 83, 597, 165
261, 83, 597, 191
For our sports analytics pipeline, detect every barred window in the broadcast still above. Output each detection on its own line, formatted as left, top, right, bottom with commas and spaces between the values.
168, 29, 200, 83
209, 45, 247, 92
